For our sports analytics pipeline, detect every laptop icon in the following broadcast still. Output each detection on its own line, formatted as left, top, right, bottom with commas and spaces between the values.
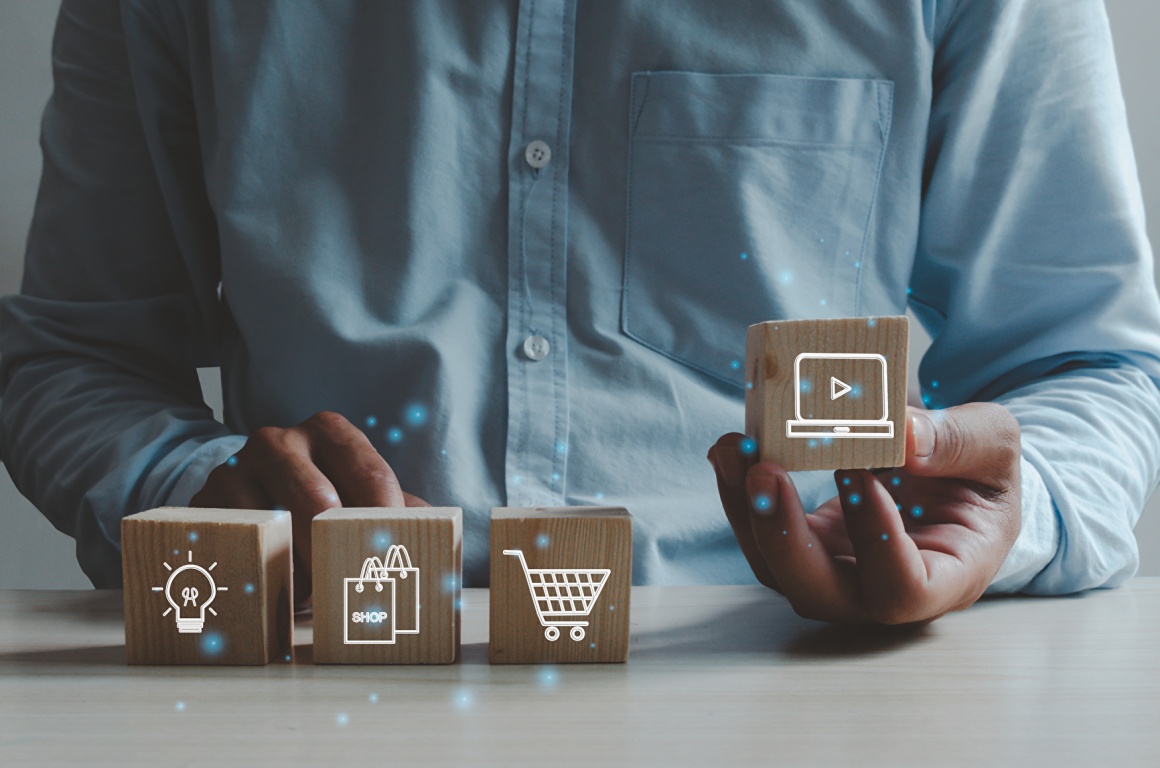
785, 353, 893, 439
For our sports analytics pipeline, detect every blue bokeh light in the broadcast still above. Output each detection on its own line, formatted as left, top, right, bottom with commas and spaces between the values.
243, 583, 255, 595
188, 531, 199, 543
752, 494, 772, 512
372, 530, 392, 550
536, 533, 550, 549
453, 688, 474, 709
386, 427, 404, 444
538, 667, 559, 688
848, 494, 861, 505
912, 506, 924, 518
739, 437, 757, 455
200, 632, 224, 657
365, 415, 378, 428
403, 403, 428, 428
336, 713, 349, 727
175, 701, 186, 712
225, 455, 238, 467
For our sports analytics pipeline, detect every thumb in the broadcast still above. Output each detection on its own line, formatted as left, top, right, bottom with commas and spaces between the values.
905, 403, 1021, 489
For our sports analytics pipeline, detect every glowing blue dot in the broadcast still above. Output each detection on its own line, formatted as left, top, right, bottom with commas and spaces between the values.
609, 605, 616, 611
841, 477, 851, 486
441, 448, 447, 456
555, 440, 567, 455
284, 654, 291, 662
746, 381, 753, 390
922, 394, 931, 406
907, 287, 913, 295
454, 597, 463, 611
896, 503, 903, 511
739, 437, 757, 455
365, 416, 378, 428
820, 298, 827, 306
850, 385, 863, 398
730, 359, 741, 370
404, 403, 428, 428
243, 583, 255, 595
551, 471, 561, 482
881, 533, 889, 541
740, 252, 749, 260
849, 494, 861, 505
912, 506, 924, 518
369, 693, 379, 704
538, 667, 559, 688
821, 437, 833, 446
931, 380, 940, 389
454, 689, 474, 709
387, 427, 404, 444
854, 261, 861, 268
200, 632, 224, 656
594, 491, 604, 500
807, 542, 813, 548
782, 530, 788, 535
372, 530, 392, 550
175, 701, 186, 712
536, 533, 550, 549
807, 439, 818, 449
442, 573, 459, 592
188, 532, 198, 543
336, 713, 349, 727
753, 494, 772, 512
778, 270, 794, 285
225, 455, 238, 467
511, 474, 522, 486
867, 318, 877, 328
819, 238, 825, 243
891, 476, 901, 486
800, 378, 812, 394
589, 642, 596, 649
173, 549, 179, 556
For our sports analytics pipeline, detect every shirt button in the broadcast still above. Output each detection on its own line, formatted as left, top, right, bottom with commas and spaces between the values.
522, 335, 551, 361
524, 140, 551, 169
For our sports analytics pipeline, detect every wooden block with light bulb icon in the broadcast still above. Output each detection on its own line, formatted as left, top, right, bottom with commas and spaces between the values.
745, 316, 909, 471
121, 507, 294, 665
311, 507, 462, 664
489, 506, 632, 664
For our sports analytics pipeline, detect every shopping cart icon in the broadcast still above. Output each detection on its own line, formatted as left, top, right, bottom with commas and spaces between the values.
504, 549, 611, 642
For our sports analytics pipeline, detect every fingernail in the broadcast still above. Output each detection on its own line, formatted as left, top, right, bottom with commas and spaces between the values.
911, 412, 935, 458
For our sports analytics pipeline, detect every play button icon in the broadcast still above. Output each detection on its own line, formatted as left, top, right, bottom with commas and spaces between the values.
830, 377, 852, 400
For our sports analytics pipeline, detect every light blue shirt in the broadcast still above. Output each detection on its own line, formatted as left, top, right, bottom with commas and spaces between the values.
3, 0, 1159, 593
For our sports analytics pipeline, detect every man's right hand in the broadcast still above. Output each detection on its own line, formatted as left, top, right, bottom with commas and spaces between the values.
190, 411, 428, 606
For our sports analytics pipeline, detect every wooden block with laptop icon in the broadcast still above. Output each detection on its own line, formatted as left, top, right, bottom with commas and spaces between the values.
745, 316, 909, 471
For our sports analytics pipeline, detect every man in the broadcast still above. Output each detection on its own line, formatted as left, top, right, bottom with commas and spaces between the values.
3, 0, 1159, 623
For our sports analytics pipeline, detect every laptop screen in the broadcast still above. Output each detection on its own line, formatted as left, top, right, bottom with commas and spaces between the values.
794, 354, 889, 423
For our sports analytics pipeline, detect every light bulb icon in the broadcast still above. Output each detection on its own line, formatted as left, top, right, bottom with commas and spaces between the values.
152, 550, 228, 634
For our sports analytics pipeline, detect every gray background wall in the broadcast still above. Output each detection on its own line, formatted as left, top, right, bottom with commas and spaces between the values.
1, 1, 1158, 588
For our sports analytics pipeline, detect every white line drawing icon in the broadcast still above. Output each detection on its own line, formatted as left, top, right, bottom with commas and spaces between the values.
786, 352, 894, 439
343, 544, 420, 645
504, 549, 610, 642
151, 550, 228, 634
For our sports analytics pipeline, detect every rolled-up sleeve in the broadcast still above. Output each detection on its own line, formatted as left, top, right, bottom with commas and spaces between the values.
0, 0, 239, 587
914, 0, 1160, 593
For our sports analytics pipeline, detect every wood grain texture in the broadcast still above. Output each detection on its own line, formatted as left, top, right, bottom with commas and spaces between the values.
312, 507, 462, 664
121, 507, 293, 665
746, 316, 908, 471
489, 507, 631, 664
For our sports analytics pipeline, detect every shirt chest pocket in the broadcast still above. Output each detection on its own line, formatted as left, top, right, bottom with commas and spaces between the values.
622, 72, 893, 388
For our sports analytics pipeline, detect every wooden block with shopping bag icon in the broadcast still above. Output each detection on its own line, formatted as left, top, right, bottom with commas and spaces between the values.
489, 506, 632, 664
312, 507, 462, 664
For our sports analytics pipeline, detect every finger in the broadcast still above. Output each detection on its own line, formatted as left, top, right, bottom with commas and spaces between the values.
747, 465, 866, 622
837, 469, 959, 623
708, 438, 777, 590
302, 411, 406, 507
804, 496, 856, 557
905, 404, 1021, 491
403, 492, 431, 507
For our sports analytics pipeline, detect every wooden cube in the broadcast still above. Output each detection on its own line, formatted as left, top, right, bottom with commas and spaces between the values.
489, 507, 632, 664
121, 508, 293, 665
745, 316, 908, 471
311, 507, 462, 664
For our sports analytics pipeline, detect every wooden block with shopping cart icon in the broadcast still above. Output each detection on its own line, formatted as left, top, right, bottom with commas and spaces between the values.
489, 506, 632, 664
312, 507, 462, 664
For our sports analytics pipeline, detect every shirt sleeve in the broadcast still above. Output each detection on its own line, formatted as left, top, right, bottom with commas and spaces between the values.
0, 0, 239, 587
915, 0, 1160, 594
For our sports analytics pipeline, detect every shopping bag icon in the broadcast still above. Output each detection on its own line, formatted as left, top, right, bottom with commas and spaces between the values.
343, 544, 420, 645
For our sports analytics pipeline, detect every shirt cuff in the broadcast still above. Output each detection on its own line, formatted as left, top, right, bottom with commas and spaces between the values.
158, 434, 249, 509
986, 453, 1060, 594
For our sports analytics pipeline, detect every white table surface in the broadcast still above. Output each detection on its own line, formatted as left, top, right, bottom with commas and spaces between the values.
1, 581, 1157, 767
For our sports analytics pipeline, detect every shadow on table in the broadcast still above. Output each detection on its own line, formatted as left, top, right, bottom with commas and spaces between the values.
629, 592, 931, 661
